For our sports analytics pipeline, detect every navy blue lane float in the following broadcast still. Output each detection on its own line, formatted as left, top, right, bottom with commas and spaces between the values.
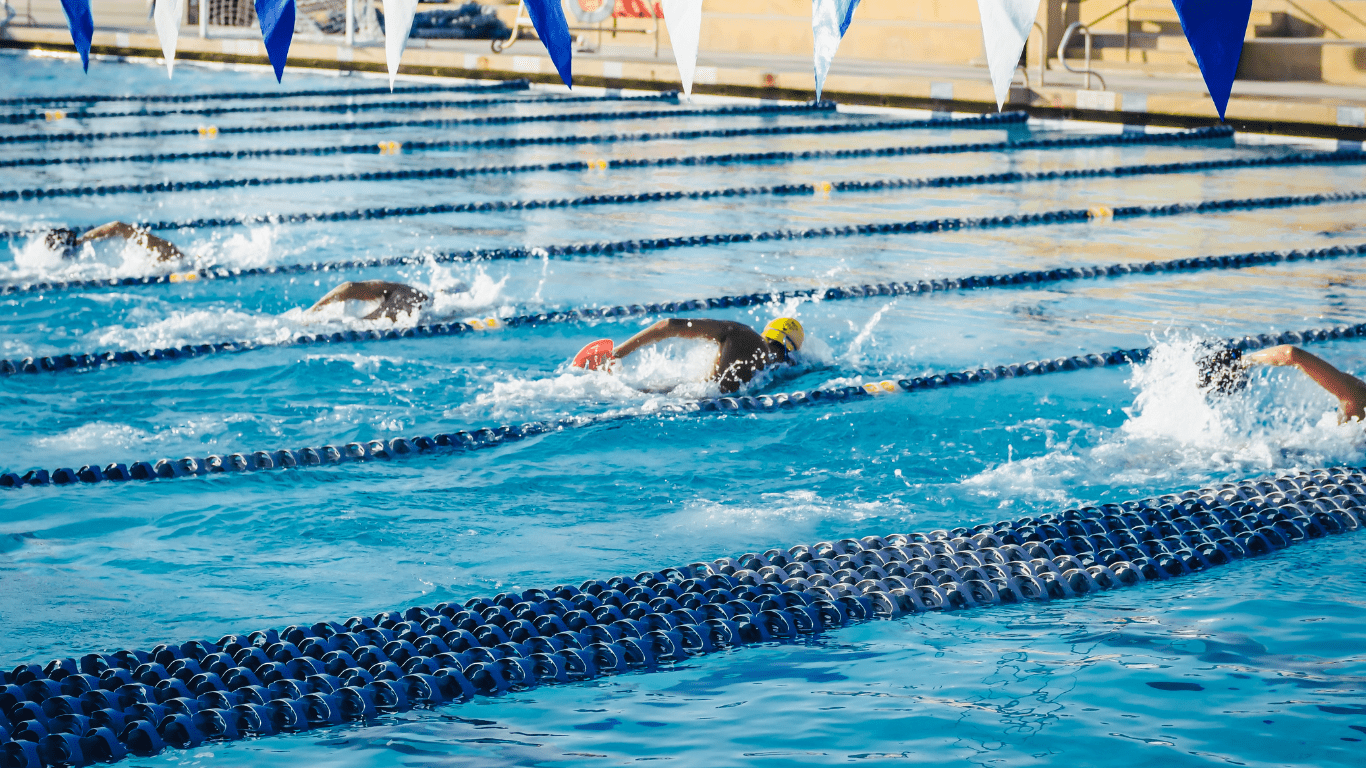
2, 318, 1362, 489
0, 100, 836, 146
1, 185, 1354, 306
0, 467, 1362, 768
0, 81, 529, 108
0, 87, 667, 125
4, 242, 1363, 380
0, 120, 1225, 172
6, 144, 1363, 210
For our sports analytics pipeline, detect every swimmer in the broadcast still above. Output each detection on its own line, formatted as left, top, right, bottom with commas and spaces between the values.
1243, 344, 1366, 423
45, 221, 187, 262
580, 317, 804, 394
305, 280, 467, 322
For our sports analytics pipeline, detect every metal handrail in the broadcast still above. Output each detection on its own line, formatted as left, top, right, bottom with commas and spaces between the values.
1082, 0, 1136, 62
1058, 21, 1106, 91
1, 1, 16, 31
1030, 21, 1045, 87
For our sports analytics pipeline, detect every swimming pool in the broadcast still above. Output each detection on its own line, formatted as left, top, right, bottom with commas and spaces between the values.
3, 47, 1366, 767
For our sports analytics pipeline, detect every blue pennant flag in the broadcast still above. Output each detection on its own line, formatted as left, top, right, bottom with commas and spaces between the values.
255, 0, 297, 82
523, 0, 573, 87
1170, 0, 1252, 119
59, 0, 94, 71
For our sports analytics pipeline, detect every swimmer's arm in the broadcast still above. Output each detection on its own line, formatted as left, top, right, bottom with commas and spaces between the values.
613, 318, 743, 358
1245, 344, 1366, 421
76, 221, 141, 243
309, 281, 400, 310
78, 222, 185, 262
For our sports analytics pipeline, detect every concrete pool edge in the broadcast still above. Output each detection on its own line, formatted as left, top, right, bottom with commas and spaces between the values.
3, 32, 1366, 144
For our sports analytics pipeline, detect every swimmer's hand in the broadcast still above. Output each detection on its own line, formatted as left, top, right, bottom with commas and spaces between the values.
1244, 345, 1296, 366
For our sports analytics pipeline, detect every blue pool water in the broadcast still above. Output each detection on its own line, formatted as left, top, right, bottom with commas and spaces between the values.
3, 49, 1366, 766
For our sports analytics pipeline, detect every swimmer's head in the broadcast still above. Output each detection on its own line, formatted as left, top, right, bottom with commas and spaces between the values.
44, 228, 77, 258
762, 317, 804, 353
1197, 346, 1248, 396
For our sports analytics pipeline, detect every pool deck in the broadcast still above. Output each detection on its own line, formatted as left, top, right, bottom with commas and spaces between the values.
3, 22, 1366, 142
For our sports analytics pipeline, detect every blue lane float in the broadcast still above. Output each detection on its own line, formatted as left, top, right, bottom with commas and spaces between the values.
2, 319, 1361, 489
0, 80, 529, 108
0, 89, 677, 125
0, 120, 1227, 173
0, 465, 1361, 767
2, 183, 1360, 303
4, 242, 1364, 379
0, 100, 837, 145
1, 128, 1299, 206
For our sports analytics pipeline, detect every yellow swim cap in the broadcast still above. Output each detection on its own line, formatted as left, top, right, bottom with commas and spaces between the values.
762, 318, 804, 352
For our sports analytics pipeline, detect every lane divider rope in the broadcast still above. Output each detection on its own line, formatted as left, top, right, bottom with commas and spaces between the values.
0, 90, 675, 125
0, 127, 1265, 205
3, 184, 1359, 301
4, 242, 1364, 378
0, 101, 839, 146
0, 81, 531, 108
0, 467, 1360, 767
0, 117, 1217, 173
3, 319, 1361, 489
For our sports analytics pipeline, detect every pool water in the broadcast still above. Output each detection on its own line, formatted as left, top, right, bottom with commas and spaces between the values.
3, 49, 1366, 767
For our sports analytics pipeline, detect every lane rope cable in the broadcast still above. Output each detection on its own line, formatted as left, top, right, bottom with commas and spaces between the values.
3, 319, 1362, 488
3, 183, 1359, 301
0, 127, 1274, 205
0, 118, 1222, 172
0, 101, 842, 145
0, 467, 1361, 767
4, 242, 1364, 378
0, 90, 676, 125
0, 80, 531, 108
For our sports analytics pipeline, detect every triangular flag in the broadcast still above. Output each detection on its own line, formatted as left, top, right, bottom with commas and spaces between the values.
153, 0, 185, 77
976, 0, 1038, 110
383, 0, 418, 87
524, 0, 573, 88
58, 0, 94, 71
661, 0, 702, 98
1170, 0, 1252, 119
811, 0, 859, 100
255, 0, 295, 83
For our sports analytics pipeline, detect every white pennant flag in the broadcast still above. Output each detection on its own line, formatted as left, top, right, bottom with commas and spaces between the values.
384, 0, 419, 88
153, 0, 185, 77
661, 0, 702, 98
977, 0, 1039, 110
811, 0, 859, 100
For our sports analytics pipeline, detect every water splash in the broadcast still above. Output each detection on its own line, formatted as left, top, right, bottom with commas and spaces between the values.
962, 332, 1366, 508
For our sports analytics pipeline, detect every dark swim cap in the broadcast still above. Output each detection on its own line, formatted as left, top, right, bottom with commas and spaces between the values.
44, 228, 78, 258
1197, 347, 1248, 396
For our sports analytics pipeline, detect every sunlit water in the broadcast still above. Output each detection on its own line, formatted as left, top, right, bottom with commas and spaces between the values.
2, 50, 1365, 767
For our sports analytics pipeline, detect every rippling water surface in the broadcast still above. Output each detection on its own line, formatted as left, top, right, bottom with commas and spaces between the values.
2, 50, 1365, 767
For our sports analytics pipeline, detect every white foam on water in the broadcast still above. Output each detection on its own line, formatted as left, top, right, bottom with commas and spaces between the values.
2, 223, 325, 284
31, 422, 158, 453
61, 260, 513, 355
448, 340, 724, 424
656, 488, 907, 548
84, 307, 301, 351
962, 333, 1366, 509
